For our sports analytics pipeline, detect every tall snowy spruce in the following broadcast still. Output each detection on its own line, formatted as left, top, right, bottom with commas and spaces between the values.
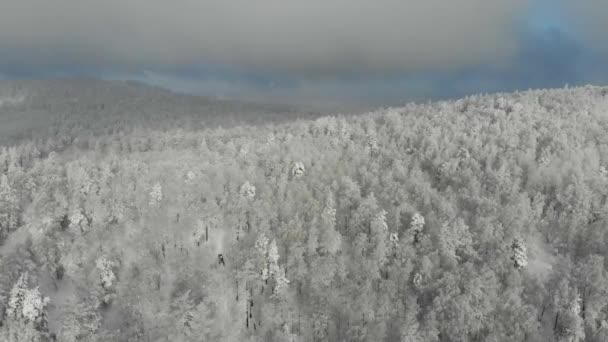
511, 237, 528, 270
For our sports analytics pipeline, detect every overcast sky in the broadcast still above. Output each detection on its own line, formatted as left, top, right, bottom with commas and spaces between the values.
1, 0, 607, 108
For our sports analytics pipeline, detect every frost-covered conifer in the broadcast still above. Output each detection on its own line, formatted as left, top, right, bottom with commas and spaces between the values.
337, 120, 351, 145
240, 181, 256, 199
273, 267, 290, 298
320, 197, 341, 254
8, 273, 49, 323
410, 213, 425, 244
268, 239, 280, 277
265, 132, 276, 147
410, 213, 425, 233
69, 210, 87, 232
21, 287, 49, 322
599, 166, 608, 178
556, 292, 585, 342
255, 233, 269, 255
291, 162, 305, 179
511, 237, 528, 269
261, 264, 270, 282
0, 174, 18, 232
494, 96, 508, 110
149, 182, 163, 206
96, 256, 117, 304
437, 161, 451, 178
372, 210, 389, 232
389, 232, 399, 245
321, 203, 336, 227
457, 147, 470, 160
538, 149, 551, 165
8, 272, 29, 318
96, 256, 116, 290
368, 134, 379, 155
255, 233, 270, 280
412, 273, 423, 288
239, 144, 250, 158
185, 170, 196, 183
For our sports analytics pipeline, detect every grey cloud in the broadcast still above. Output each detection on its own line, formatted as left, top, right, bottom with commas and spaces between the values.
0, 0, 526, 74
562, 1, 608, 55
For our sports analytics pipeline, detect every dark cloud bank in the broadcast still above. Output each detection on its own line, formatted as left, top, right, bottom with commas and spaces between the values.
1, 0, 607, 106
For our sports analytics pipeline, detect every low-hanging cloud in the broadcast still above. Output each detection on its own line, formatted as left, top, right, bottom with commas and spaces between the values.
562, 1, 608, 56
0, 0, 527, 74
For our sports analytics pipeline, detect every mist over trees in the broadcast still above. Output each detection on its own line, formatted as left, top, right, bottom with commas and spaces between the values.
2, 82, 608, 341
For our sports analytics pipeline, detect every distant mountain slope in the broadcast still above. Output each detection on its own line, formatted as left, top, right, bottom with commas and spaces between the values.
0, 79, 322, 146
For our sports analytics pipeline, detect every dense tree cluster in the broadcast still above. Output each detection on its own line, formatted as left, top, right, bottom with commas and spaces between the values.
1, 84, 608, 341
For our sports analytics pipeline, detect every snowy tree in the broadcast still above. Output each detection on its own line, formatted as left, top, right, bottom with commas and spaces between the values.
185, 170, 196, 183
7, 272, 29, 319
291, 162, 306, 179
556, 292, 585, 342
371, 210, 389, 232
96, 255, 117, 304
238, 144, 250, 158
410, 212, 425, 243
0, 174, 19, 235
599, 166, 608, 178
261, 264, 270, 282
255, 233, 271, 282
96, 256, 116, 289
412, 273, 423, 288
319, 198, 341, 255
439, 218, 475, 262
538, 149, 551, 165
368, 134, 379, 155
511, 237, 528, 270
149, 182, 163, 206
240, 181, 256, 199
456, 146, 470, 161
410, 213, 425, 233
7, 273, 49, 324
273, 267, 290, 298
69, 210, 88, 232
21, 287, 49, 322
321, 202, 336, 228
268, 239, 280, 278
389, 232, 399, 246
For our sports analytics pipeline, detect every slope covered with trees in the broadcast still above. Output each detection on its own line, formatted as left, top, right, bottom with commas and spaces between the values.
0, 79, 321, 147
2, 83, 608, 341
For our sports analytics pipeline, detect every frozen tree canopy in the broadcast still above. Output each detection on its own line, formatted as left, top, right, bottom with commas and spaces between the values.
291, 162, 306, 179
240, 181, 256, 199
511, 237, 528, 270
95, 256, 116, 290
1, 82, 608, 341
8, 273, 49, 323
149, 182, 163, 206
410, 213, 425, 234
389, 232, 399, 245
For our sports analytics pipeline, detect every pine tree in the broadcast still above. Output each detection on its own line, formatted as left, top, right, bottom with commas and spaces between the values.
511, 237, 528, 270
240, 181, 256, 199
291, 162, 306, 179
319, 196, 341, 255
0, 174, 19, 237
95, 255, 117, 304
556, 292, 585, 342
410, 213, 424, 243
149, 182, 163, 206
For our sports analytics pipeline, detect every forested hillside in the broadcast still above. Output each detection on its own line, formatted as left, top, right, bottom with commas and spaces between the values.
2, 84, 608, 341
0, 79, 320, 146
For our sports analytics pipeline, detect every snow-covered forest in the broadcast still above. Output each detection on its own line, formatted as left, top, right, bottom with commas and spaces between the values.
2, 81, 608, 341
